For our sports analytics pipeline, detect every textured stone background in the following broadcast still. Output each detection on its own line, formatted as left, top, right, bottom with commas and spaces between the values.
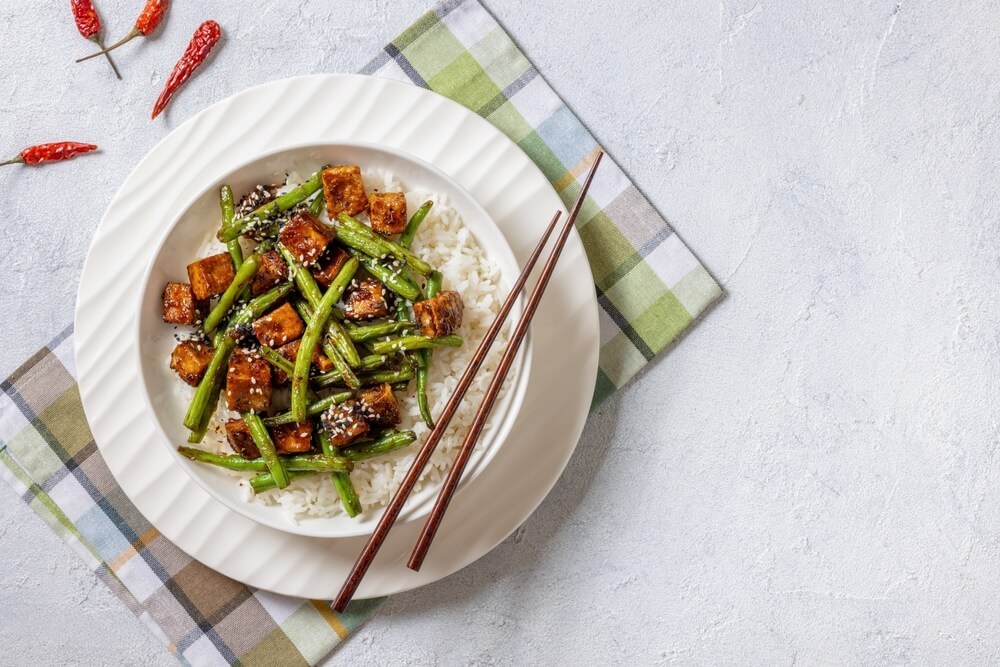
3, 0, 1000, 664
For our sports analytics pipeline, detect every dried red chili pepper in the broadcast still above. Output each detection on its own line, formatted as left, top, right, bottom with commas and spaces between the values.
70, 0, 121, 79
151, 20, 222, 120
75, 0, 168, 63
0, 143, 99, 167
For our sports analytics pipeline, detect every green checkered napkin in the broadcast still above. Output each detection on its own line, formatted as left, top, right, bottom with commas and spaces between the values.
0, 1, 721, 665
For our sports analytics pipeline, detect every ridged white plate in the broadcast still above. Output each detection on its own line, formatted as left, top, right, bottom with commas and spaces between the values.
75, 74, 599, 599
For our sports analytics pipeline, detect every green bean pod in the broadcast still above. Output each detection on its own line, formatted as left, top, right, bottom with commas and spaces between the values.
398, 201, 433, 250
220, 171, 323, 242
370, 334, 463, 355
291, 258, 359, 422
243, 412, 289, 489
337, 213, 432, 275
203, 252, 261, 335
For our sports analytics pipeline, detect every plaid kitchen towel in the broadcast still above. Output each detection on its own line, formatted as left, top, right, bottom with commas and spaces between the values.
364, 1, 721, 405
0, 1, 721, 665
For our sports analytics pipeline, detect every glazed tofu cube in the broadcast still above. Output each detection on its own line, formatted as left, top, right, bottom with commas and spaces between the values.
278, 212, 333, 266
321, 399, 370, 446
271, 339, 335, 384
413, 290, 464, 337
321, 165, 367, 219
357, 383, 401, 428
226, 348, 272, 412
251, 250, 288, 296
225, 419, 260, 458
162, 282, 207, 325
187, 253, 236, 300
271, 422, 313, 454
169, 340, 214, 386
252, 303, 304, 348
311, 246, 352, 287
343, 278, 390, 321
368, 192, 408, 235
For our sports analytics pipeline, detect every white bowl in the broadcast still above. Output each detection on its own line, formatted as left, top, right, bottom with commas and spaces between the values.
135, 141, 530, 539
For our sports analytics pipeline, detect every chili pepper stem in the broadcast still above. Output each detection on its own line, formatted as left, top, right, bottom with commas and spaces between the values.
90, 35, 122, 79
76, 27, 140, 62
0, 156, 25, 167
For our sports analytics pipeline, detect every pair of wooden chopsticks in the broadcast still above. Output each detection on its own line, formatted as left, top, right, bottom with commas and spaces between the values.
332, 150, 604, 612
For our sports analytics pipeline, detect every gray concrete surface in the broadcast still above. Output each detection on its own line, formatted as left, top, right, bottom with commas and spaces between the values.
3, 0, 1000, 664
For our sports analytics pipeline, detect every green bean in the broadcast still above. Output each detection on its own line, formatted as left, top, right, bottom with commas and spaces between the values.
220, 171, 324, 242
297, 299, 361, 367
356, 367, 414, 386
177, 447, 354, 473
310, 355, 390, 386
278, 243, 323, 308
370, 334, 462, 355
398, 201, 433, 250
337, 213, 432, 275
220, 185, 243, 269
349, 250, 422, 301
243, 412, 289, 489
203, 253, 261, 335
328, 317, 362, 366
319, 430, 362, 517
425, 270, 443, 298
313, 363, 408, 389
341, 430, 417, 462
291, 258, 359, 422
334, 226, 394, 261
263, 391, 353, 426
348, 320, 416, 342
416, 270, 443, 428
285, 256, 363, 370
249, 470, 315, 493
186, 376, 222, 444
324, 337, 361, 390
308, 190, 326, 218
258, 344, 295, 376
182, 283, 292, 431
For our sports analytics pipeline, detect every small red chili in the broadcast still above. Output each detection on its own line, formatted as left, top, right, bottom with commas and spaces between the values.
151, 20, 222, 120
0, 143, 99, 167
76, 0, 168, 64
70, 0, 121, 79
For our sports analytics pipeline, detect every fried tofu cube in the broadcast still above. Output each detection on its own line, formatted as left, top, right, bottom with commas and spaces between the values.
321, 165, 367, 219
413, 290, 464, 337
311, 246, 352, 287
321, 399, 370, 446
368, 192, 408, 235
271, 339, 335, 384
187, 253, 236, 300
169, 340, 214, 386
162, 282, 207, 325
357, 383, 402, 428
252, 303, 304, 348
225, 419, 260, 458
226, 348, 272, 412
271, 422, 313, 454
251, 250, 288, 296
343, 278, 390, 321
278, 212, 333, 266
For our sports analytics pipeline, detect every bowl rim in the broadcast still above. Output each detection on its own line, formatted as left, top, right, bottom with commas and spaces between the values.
133, 138, 531, 539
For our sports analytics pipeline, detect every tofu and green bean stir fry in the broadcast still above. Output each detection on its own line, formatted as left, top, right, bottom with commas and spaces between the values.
163, 165, 465, 517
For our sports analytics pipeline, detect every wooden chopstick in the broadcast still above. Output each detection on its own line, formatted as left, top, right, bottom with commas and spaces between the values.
407, 150, 604, 571
332, 209, 564, 613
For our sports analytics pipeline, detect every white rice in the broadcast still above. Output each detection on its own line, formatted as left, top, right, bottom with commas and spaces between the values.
198, 167, 510, 521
